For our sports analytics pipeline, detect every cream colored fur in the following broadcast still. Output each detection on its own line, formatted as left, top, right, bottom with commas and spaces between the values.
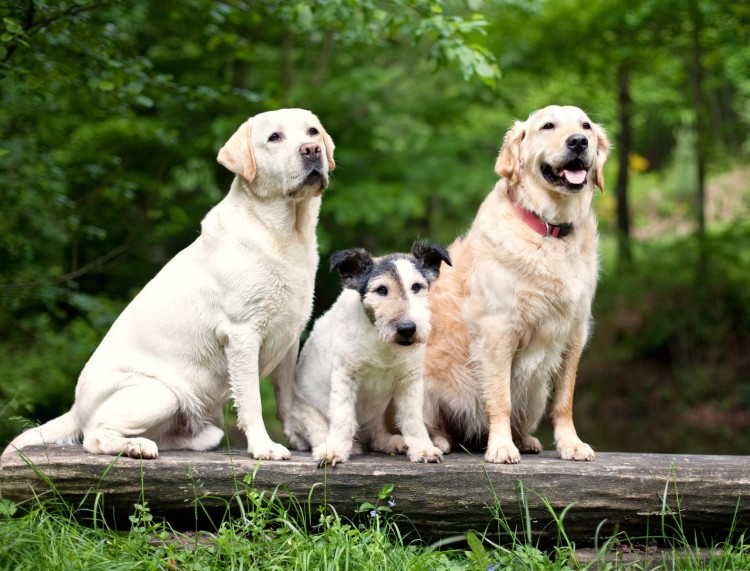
3, 108, 335, 461
423, 105, 610, 464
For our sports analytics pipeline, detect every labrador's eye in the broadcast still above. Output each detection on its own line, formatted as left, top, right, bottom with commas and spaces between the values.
542, 122, 554, 130
582, 122, 592, 130
375, 286, 388, 296
308, 127, 319, 136
411, 283, 423, 294
268, 132, 282, 142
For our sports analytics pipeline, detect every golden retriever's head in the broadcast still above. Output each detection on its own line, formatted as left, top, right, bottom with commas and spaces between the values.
217, 108, 335, 199
496, 105, 609, 194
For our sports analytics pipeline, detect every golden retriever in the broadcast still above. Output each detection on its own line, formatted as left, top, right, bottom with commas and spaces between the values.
423, 105, 610, 463
3, 108, 335, 461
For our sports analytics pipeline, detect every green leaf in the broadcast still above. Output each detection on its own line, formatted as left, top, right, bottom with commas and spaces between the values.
466, 532, 490, 567
135, 95, 154, 107
0, 148, 9, 157
378, 483, 394, 500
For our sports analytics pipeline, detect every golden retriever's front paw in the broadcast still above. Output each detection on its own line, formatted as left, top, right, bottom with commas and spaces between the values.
557, 440, 595, 461
249, 441, 291, 461
312, 443, 351, 467
485, 443, 521, 464
408, 444, 443, 463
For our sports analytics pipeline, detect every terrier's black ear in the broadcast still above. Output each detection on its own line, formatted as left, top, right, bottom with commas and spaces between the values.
330, 248, 374, 289
411, 241, 452, 283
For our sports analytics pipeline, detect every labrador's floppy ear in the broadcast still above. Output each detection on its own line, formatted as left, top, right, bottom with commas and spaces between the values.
330, 248, 373, 290
217, 119, 256, 182
495, 120, 526, 185
411, 241, 452, 284
592, 123, 611, 192
320, 125, 336, 172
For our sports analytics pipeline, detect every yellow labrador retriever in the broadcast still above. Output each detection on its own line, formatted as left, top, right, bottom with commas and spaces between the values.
423, 105, 609, 463
3, 108, 335, 461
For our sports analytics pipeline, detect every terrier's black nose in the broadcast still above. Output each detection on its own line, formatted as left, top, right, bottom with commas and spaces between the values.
566, 134, 588, 153
396, 321, 417, 339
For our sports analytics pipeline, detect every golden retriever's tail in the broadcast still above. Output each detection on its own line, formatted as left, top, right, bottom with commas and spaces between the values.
2, 410, 80, 457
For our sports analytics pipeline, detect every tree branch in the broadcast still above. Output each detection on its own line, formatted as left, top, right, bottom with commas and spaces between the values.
0, 244, 129, 290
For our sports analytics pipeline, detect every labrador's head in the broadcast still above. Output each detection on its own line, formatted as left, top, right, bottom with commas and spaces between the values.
217, 108, 335, 199
496, 105, 609, 195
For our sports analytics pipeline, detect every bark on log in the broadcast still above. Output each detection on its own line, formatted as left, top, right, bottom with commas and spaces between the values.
1, 446, 748, 545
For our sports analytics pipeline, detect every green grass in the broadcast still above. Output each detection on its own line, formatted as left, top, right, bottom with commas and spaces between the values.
0, 473, 747, 570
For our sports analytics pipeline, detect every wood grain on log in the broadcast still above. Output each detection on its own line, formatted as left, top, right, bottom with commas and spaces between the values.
1, 446, 748, 545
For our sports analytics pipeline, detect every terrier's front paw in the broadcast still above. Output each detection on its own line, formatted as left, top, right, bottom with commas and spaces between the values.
557, 440, 595, 461
312, 442, 351, 467
248, 441, 291, 461
408, 444, 443, 463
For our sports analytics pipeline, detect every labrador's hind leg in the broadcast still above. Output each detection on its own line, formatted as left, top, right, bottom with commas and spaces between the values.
82, 379, 180, 459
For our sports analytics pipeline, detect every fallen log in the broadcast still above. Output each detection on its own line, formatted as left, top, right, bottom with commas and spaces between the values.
1, 446, 748, 545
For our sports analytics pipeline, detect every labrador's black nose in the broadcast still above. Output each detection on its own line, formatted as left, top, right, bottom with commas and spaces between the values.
566, 134, 588, 153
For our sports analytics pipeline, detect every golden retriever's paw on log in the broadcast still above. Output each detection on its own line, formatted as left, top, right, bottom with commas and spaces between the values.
557, 439, 595, 461
484, 442, 522, 465
516, 434, 543, 454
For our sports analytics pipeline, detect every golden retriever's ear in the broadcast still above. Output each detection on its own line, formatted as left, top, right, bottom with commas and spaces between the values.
593, 124, 611, 192
217, 119, 257, 182
320, 125, 336, 171
495, 120, 525, 184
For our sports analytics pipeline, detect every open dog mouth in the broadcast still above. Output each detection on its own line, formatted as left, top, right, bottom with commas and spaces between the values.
541, 158, 588, 190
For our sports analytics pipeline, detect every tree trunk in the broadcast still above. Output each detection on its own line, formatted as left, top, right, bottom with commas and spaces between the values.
689, 8, 708, 276
615, 61, 633, 268
2, 447, 748, 547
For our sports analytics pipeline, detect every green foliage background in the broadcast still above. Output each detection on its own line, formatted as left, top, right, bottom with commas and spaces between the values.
1, 0, 748, 454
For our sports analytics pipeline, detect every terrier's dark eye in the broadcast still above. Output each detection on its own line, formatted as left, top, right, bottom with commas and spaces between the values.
375, 286, 388, 297
411, 283, 423, 294
542, 122, 554, 130
268, 132, 281, 142
582, 122, 592, 130
308, 127, 319, 136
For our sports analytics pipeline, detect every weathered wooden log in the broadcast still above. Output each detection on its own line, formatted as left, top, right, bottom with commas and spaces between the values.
1, 446, 748, 545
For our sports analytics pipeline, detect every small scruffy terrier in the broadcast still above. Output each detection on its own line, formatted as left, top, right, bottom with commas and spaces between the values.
283, 241, 451, 465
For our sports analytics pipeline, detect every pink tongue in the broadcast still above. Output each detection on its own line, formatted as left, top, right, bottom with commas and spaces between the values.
563, 169, 587, 184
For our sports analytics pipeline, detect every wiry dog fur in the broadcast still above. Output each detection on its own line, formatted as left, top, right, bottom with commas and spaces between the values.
423, 105, 610, 464
3, 108, 335, 461
280, 242, 452, 465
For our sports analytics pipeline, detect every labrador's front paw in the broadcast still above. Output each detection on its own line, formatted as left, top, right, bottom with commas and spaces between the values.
248, 441, 291, 461
408, 444, 443, 463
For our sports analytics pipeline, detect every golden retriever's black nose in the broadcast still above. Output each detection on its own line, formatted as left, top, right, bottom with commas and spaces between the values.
300, 143, 321, 162
566, 134, 588, 153
397, 321, 417, 339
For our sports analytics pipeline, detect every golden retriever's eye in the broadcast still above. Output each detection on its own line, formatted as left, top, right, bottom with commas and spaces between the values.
375, 286, 388, 296
582, 122, 592, 130
542, 122, 554, 130
308, 127, 319, 136
411, 283, 423, 294
268, 132, 282, 142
